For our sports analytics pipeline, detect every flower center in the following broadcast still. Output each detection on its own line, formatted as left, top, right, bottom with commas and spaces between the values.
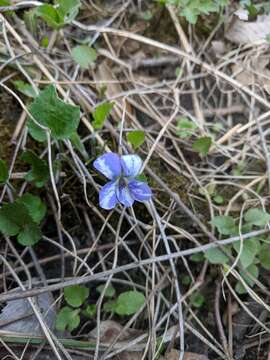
118, 176, 128, 188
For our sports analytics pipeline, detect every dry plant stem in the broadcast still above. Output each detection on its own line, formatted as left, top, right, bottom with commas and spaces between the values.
167, 4, 205, 128
0, 255, 64, 360
149, 200, 185, 359
0, 228, 268, 303
94, 208, 125, 360
215, 282, 231, 360
72, 23, 270, 110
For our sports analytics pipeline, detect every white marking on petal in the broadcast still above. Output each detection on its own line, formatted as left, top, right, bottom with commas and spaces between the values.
93, 153, 121, 179
99, 181, 118, 210
121, 155, 142, 177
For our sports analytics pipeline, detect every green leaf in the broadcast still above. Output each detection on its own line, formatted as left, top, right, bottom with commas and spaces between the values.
92, 102, 114, 130
35, 4, 62, 29
259, 244, 270, 270
18, 194, 46, 224
35, 0, 81, 29
64, 285, 89, 308
71, 45, 97, 69
17, 222, 42, 246
0, 159, 8, 183
0, 0, 11, 5
57, 0, 81, 24
135, 174, 148, 182
190, 292, 204, 308
96, 284, 116, 298
83, 304, 96, 318
244, 208, 270, 227
13, 80, 37, 98
182, 275, 191, 285
114, 291, 145, 316
55, 306, 80, 332
0, 202, 30, 236
211, 215, 236, 235
192, 137, 212, 155
204, 247, 230, 264
233, 238, 260, 269
178, 0, 228, 24
176, 117, 197, 138
103, 300, 117, 313
21, 150, 49, 188
28, 85, 80, 141
213, 195, 224, 204
0, 196, 45, 246
190, 253, 204, 262
70, 132, 87, 155
127, 130, 145, 149
235, 264, 259, 294
41, 36, 49, 48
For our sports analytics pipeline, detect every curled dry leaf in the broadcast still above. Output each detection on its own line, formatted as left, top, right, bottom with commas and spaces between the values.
0, 291, 56, 336
89, 320, 143, 357
234, 8, 249, 21
231, 54, 270, 94
211, 41, 227, 58
226, 15, 270, 44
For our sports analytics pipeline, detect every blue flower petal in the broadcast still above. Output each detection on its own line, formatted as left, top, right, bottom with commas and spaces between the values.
116, 185, 134, 207
99, 181, 118, 209
93, 153, 121, 180
128, 180, 152, 202
121, 155, 142, 177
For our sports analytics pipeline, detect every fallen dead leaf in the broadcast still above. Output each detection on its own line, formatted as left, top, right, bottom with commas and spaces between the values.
89, 320, 143, 358
234, 8, 249, 21
0, 291, 56, 336
211, 41, 227, 58
226, 15, 270, 44
231, 54, 270, 94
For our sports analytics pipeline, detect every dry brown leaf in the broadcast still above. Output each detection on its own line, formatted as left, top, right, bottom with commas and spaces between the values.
211, 41, 227, 58
231, 54, 270, 93
89, 321, 143, 359
226, 15, 270, 44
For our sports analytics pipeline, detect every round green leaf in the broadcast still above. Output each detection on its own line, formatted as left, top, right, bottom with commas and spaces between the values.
127, 130, 145, 149
55, 306, 80, 332
71, 45, 97, 69
17, 223, 42, 246
204, 247, 230, 264
259, 244, 270, 270
96, 284, 115, 298
114, 291, 145, 316
64, 285, 89, 308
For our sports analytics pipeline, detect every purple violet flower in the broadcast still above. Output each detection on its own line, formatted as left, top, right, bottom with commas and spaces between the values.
93, 152, 152, 209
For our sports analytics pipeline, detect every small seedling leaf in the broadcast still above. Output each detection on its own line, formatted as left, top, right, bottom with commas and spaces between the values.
176, 117, 197, 138
211, 215, 236, 235
204, 247, 230, 264
71, 45, 97, 69
127, 130, 145, 149
55, 306, 80, 332
64, 285, 89, 308
244, 208, 270, 227
28, 85, 80, 141
21, 150, 49, 188
114, 291, 145, 316
96, 284, 116, 298
13, 80, 37, 98
92, 102, 114, 130
192, 136, 212, 155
